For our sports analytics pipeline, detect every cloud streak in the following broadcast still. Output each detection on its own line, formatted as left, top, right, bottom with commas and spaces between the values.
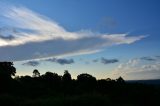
0, 4, 146, 61
22, 58, 74, 66
46, 58, 74, 65
22, 60, 40, 67
101, 57, 119, 64
140, 57, 156, 61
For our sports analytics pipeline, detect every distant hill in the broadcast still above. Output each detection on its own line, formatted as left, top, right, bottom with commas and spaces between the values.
127, 79, 160, 85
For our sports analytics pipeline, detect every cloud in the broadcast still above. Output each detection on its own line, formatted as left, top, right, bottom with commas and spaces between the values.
101, 57, 119, 64
110, 57, 160, 80
0, 3, 146, 61
0, 27, 16, 40
155, 56, 160, 58
22, 58, 74, 66
0, 35, 15, 40
22, 60, 40, 67
140, 57, 156, 61
92, 59, 99, 62
46, 58, 74, 65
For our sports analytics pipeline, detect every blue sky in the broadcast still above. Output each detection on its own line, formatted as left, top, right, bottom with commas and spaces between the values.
0, 0, 160, 80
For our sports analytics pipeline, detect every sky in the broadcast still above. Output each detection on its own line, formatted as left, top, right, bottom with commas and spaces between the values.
0, 0, 160, 80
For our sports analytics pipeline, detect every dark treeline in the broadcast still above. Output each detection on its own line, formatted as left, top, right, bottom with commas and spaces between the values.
0, 62, 160, 106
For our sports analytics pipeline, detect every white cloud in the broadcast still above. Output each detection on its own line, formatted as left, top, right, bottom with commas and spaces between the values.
0, 4, 146, 61
110, 56, 160, 80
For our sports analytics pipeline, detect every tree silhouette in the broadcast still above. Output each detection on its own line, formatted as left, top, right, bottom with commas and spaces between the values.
106, 78, 112, 81
0, 62, 16, 80
33, 69, 40, 77
42, 72, 61, 86
77, 73, 96, 91
62, 70, 71, 83
0, 62, 16, 92
0, 62, 158, 106
42, 72, 60, 80
20, 75, 33, 83
77, 73, 96, 83
116, 76, 125, 84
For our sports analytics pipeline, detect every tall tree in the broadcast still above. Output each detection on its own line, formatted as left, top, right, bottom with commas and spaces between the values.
62, 70, 71, 83
116, 76, 125, 84
0, 62, 16, 80
33, 69, 40, 77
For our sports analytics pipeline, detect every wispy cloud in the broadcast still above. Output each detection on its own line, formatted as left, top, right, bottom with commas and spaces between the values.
92, 59, 99, 63
101, 57, 119, 64
110, 56, 160, 80
0, 3, 146, 61
46, 58, 74, 65
22, 60, 40, 67
156, 56, 160, 58
22, 58, 74, 66
140, 56, 156, 61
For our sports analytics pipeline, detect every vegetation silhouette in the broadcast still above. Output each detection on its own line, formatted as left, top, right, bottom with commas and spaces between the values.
0, 62, 16, 79
62, 70, 72, 83
0, 62, 159, 106
33, 69, 40, 77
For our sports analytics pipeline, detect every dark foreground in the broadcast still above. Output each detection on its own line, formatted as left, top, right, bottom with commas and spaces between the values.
0, 62, 160, 106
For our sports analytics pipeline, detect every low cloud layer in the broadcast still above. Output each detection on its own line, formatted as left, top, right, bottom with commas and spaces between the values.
22, 58, 74, 66
101, 57, 119, 64
92, 57, 119, 64
46, 58, 74, 65
110, 56, 160, 80
0, 3, 145, 61
140, 57, 156, 61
